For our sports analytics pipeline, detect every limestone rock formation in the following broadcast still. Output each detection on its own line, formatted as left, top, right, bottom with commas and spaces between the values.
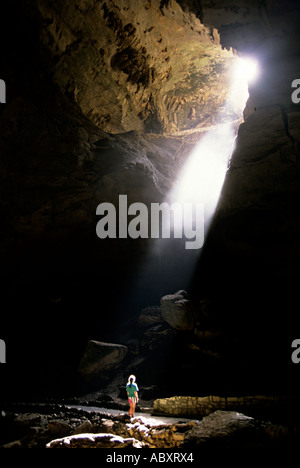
78, 340, 128, 382
138, 306, 164, 328
37, 0, 236, 134
46, 432, 144, 448
161, 290, 197, 330
183, 410, 268, 449
153, 394, 300, 419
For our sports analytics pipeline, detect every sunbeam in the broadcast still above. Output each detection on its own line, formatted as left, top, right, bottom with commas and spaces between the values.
121, 55, 260, 321
169, 55, 259, 226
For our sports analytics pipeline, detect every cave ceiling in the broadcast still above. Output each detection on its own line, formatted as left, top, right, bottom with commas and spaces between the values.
37, 0, 237, 135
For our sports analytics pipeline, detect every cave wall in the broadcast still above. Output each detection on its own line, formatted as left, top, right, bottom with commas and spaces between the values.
190, 0, 300, 392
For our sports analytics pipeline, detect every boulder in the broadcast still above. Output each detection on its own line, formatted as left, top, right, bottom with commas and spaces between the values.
78, 340, 128, 381
72, 420, 93, 435
140, 323, 176, 354
46, 433, 145, 448
160, 290, 197, 330
183, 410, 269, 449
138, 307, 164, 328
48, 420, 72, 438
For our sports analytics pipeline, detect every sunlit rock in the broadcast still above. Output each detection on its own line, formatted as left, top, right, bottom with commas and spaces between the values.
46, 432, 145, 448
37, 0, 236, 134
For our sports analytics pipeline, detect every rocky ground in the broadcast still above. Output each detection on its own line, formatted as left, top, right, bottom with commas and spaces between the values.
0, 401, 194, 449
1, 397, 300, 449
1, 374, 300, 450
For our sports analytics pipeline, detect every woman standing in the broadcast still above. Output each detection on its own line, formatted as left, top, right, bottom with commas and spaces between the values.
126, 374, 139, 418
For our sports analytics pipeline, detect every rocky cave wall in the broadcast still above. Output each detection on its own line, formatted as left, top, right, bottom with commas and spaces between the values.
190, 0, 300, 390
0, 0, 300, 398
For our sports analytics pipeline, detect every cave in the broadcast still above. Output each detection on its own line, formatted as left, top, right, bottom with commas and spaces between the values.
0, 0, 300, 450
